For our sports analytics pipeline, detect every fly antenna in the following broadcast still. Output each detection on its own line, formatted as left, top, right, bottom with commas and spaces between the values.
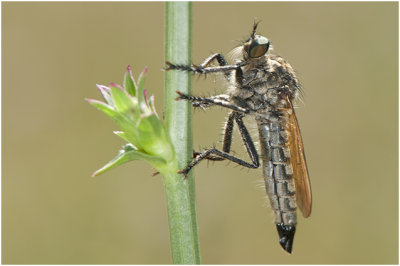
251, 19, 260, 38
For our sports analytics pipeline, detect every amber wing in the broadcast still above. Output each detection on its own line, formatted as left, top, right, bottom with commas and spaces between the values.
286, 98, 312, 218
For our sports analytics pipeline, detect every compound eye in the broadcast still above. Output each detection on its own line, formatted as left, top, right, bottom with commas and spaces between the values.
248, 36, 270, 58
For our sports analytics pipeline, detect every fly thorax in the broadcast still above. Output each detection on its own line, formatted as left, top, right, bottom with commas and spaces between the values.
265, 87, 293, 108
227, 82, 255, 100
268, 55, 300, 95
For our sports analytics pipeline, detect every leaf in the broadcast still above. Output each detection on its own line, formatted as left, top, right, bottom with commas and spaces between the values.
113, 131, 130, 142
88, 100, 139, 146
137, 67, 148, 111
113, 131, 141, 150
92, 145, 166, 177
136, 113, 174, 161
110, 85, 135, 114
124, 65, 137, 97
96, 84, 114, 106
148, 94, 157, 114
86, 99, 117, 118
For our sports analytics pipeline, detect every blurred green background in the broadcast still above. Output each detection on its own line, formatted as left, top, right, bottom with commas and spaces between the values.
2, 2, 398, 264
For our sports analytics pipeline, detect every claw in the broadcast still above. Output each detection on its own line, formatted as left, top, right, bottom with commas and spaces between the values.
177, 169, 189, 179
175, 90, 185, 101
164, 61, 175, 71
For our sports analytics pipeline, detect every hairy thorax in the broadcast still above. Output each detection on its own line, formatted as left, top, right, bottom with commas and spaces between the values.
227, 54, 300, 119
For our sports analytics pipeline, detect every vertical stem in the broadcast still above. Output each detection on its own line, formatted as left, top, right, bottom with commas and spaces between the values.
164, 2, 200, 264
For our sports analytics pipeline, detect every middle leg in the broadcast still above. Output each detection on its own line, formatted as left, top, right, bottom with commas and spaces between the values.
176, 91, 249, 114
179, 112, 260, 176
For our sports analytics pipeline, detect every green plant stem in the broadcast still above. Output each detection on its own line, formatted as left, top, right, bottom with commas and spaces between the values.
164, 2, 201, 264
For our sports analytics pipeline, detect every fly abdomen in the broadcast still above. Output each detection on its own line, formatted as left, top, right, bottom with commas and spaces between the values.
257, 119, 297, 252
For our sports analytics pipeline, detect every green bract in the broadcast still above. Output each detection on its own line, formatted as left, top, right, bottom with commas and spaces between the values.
87, 66, 176, 177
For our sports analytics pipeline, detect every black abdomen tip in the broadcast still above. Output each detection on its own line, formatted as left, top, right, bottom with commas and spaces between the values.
276, 223, 296, 254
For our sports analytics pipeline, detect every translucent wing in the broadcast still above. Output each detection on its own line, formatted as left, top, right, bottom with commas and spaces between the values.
286, 97, 312, 217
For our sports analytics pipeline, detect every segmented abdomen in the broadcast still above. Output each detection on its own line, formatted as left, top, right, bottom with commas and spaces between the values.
257, 119, 297, 226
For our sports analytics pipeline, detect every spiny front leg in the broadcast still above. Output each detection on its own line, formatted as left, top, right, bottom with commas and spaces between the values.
165, 53, 227, 74
198, 53, 231, 80
165, 61, 237, 74
199, 53, 227, 68
165, 60, 248, 75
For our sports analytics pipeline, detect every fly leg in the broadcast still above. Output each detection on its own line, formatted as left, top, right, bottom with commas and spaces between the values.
222, 111, 235, 153
177, 92, 230, 110
197, 53, 231, 79
189, 111, 235, 165
179, 112, 260, 176
176, 91, 249, 114
193, 151, 224, 161
199, 53, 227, 68
192, 111, 235, 162
165, 62, 245, 75
165, 57, 247, 75
166, 52, 228, 73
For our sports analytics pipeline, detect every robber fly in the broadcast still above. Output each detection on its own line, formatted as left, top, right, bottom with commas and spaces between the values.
165, 22, 312, 254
